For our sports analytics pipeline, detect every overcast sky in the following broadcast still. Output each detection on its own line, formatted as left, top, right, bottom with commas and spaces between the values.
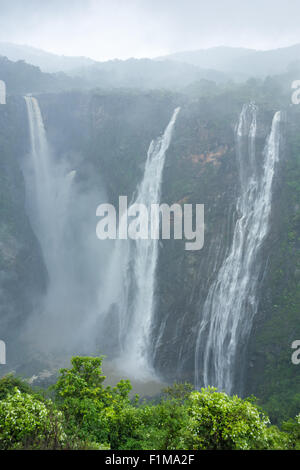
0, 0, 300, 60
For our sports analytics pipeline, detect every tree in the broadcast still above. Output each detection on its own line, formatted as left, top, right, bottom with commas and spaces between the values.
53, 356, 132, 446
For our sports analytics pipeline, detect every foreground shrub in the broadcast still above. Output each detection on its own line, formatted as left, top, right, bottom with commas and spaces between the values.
0, 388, 66, 450
281, 414, 300, 449
113, 400, 192, 450
1, 358, 296, 450
186, 387, 288, 450
0, 374, 35, 400
53, 356, 132, 447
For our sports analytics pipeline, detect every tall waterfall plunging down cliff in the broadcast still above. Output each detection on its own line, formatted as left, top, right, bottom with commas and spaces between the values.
23, 96, 107, 352
23, 96, 78, 347
195, 104, 281, 394
24, 96, 75, 277
106, 107, 180, 379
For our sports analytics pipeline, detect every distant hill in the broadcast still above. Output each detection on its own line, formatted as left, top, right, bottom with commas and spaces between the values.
0, 53, 229, 94
0, 42, 96, 73
0, 56, 85, 95
0, 43, 230, 91
159, 44, 300, 79
2, 42, 300, 93
158, 46, 255, 71
73, 58, 229, 90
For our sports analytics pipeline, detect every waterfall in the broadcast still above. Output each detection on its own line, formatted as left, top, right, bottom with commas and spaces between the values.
24, 96, 75, 288
23, 95, 113, 354
22, 96, 85, 351
109, 107, 180, 379
195, 104, 281, 394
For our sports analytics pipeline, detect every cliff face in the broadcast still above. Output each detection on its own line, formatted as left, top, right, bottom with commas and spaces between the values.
152, 100, 276, 388
37, 90, 180, 205
151, 100, 240, 383
0, 88, 299, 419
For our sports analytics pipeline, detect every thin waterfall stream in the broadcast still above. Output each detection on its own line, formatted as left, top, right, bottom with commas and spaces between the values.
100, 108, 181, 379
121, 107, 180, 378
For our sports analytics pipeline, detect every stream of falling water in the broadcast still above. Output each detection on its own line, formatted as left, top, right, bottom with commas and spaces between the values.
121, 107, 180, 378
101, 108, 180, 379
195, 104, 281, 394
24, 96, 75, 279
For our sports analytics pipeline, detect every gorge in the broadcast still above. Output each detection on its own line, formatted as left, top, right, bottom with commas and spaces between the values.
0, 56, 299, 424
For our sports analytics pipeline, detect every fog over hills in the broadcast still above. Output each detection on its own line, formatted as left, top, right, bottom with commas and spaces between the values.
1, 42, 300, 86
159, 43, 300, 78
0, 42, 96, 73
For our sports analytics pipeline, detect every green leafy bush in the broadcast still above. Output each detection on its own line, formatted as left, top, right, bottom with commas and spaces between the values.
0, 358, 297, 450
186, 387, 283, 450
0, 388, 65, 450
0, 374, 34, 400
53, 356, 132, 447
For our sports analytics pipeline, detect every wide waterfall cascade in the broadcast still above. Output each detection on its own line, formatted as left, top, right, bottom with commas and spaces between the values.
23, 96, 107, 352
195, 105, 281, 394
104, 107, 181, 380
24, 96, 75, 277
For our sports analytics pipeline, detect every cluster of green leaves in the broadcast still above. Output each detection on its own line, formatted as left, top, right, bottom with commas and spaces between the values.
186, 388, 288, 450
0, 389, 65, 450
52, 356, 132, 447
0, 356, 299, 450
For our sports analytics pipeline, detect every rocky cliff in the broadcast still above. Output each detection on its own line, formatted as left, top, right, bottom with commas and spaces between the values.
0, 81, 299, 421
